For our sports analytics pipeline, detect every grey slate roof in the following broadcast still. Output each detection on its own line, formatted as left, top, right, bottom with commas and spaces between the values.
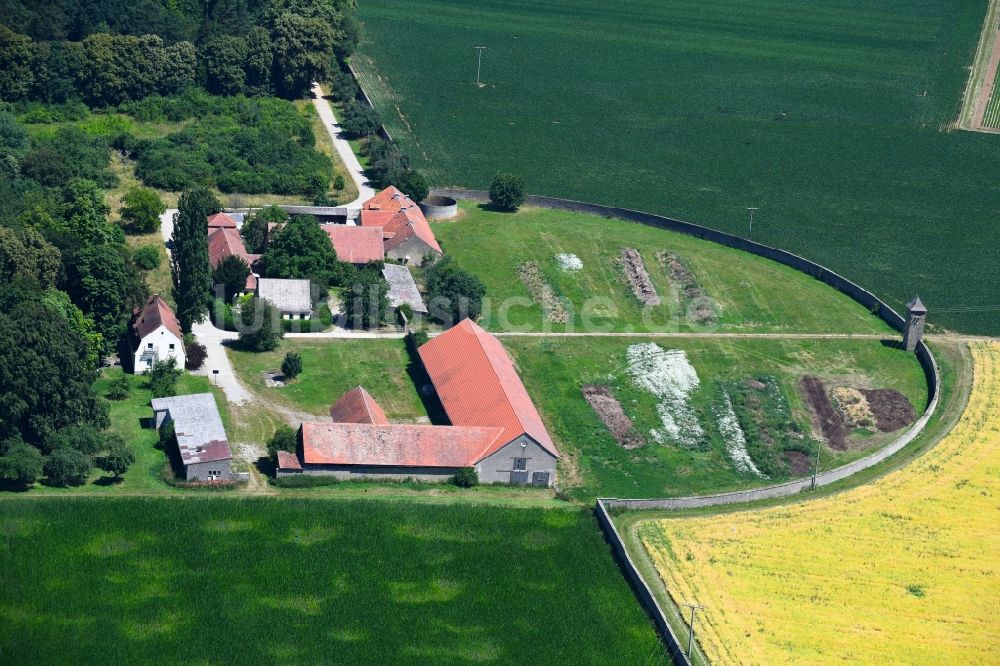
257, 278, 312, 313
381, 264, 428, 314
907, 295, 927, 314
151, 393, 231, 465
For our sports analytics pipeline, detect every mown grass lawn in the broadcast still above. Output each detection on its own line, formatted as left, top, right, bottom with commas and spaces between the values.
432, 204, 894, 335
0, 499, 669, 665
505, 336, 928, 503
228, 339, 429, 421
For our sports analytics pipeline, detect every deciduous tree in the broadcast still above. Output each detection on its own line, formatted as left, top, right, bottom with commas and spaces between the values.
261, 214, 340, 286
120, 186, 166, 233
489, 172, 525, 212
148, 357, 181, 398
212, 254, 251, 303
43, 447, 92, 486
236, 296, 284, 352
100, 434, 135, 478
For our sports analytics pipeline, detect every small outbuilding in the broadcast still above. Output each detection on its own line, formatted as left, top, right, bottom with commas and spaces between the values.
382, 264, 428, 314
257, 278, 312, 320
130, 294, 185, 374
151, 393, 232, 481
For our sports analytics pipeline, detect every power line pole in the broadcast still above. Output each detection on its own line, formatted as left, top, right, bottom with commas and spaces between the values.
746, 207, 758, 239
474, 46, 487, 87
683, 602, 703, 658
811, 436, 827, 489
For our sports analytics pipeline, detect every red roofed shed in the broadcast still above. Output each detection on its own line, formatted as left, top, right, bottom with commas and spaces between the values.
329, 386, 389, 424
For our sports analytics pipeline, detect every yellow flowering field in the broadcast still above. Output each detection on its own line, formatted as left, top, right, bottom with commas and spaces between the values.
640, 343, 1000, 664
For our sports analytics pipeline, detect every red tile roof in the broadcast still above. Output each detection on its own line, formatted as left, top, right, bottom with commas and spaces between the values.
418, 319, 558, 457
207, 212, 238, 229
301, 422, 505, 468
324, 225, 385, 264
133, 294, 182, 341
276, 450, 302, 470
208, 227, 255, 269
360, 186, 442, 254
329, 387, 389, 425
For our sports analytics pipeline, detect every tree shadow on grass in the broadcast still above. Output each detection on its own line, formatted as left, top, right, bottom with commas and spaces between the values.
93, 476, 124, 487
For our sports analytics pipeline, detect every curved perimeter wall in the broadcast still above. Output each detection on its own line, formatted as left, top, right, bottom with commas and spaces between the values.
431, 188, 941, 509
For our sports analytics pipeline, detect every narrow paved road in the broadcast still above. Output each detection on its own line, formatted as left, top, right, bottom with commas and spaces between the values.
311, 82, 376, 207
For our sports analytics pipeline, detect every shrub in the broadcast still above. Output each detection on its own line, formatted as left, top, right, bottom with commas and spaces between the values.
120, 187, 166, 233
49, 425, 103, 455
106, 374, 131, 400
451, 467, 479, 488
44, 448, 92, 487
185, 340, 208, 371
269, 474, 338, 488
332, 173, 345, 190
0, 439, 43, 487
237, 297, 284, 352
489, 172, 526, 212
398, 169, 428, 202
133, 245, 162, 270
148, 357, 181, 398
329, 68, 359, 103
99, 434, 135, 478
425, 256, 487, 325
342, 266, 390, 329
268, 425, 298, 460
281, 352, 303, 380
340, 100, 381, 138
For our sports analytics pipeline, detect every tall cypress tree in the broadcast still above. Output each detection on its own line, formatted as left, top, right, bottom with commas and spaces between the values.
170, 187, 219, 331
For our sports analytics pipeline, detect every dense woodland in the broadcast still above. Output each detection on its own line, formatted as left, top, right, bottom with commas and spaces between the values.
0, 0, 359, 102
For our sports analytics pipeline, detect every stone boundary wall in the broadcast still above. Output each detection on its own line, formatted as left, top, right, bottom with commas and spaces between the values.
431, 187, 941, 508
594, 500, 693, 666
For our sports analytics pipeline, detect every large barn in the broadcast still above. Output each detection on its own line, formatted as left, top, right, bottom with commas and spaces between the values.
279, 322, 559, 486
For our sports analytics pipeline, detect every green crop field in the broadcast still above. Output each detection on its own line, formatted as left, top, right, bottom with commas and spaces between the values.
432, 203, 894, 334
0, 499, 669, 665
505, 336, 929, 503
355, 0, 1000, 335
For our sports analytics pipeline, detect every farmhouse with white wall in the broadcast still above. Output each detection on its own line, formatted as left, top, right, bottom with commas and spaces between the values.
130, 295, 185, 374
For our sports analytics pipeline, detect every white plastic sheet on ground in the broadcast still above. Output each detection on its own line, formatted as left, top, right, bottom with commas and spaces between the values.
716, 392, 764, 477
555, 253, 583, 271
626, 343, 704, 447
